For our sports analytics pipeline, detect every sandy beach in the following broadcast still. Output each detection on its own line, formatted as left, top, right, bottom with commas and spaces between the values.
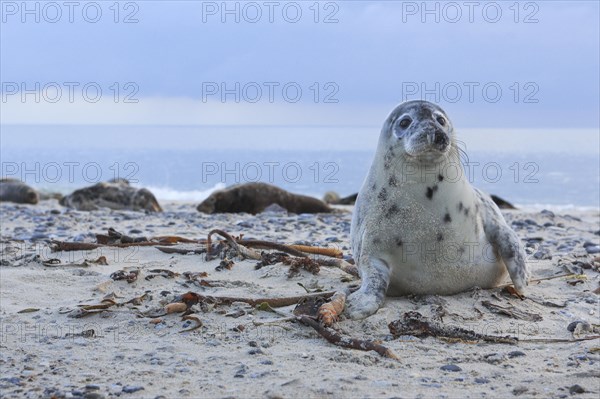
1, 200, 599, 399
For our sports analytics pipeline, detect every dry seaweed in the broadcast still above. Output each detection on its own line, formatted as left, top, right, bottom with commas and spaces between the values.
145, 269, 179, 280
17, 308, 40, 314
284, 257, 320, 277
96, 228, 149, 244
51, 240, 171, 251
42, 256, 108, 268
182, 271, 209, 280
314, 257, 359, 277
216, 259, 235, 271
255, 252, 290, 269
206, 229, 261, 261
299, 315, 398, 360
110, 269, 139, 283
481, 301, 543, 322
317, 291, 346, 327
175, 290, 338, 309
293, 296, 328, 318
388, 311, 518, 344
151, 236, 204, 244
155, 246, 206, 255
180, 315, 203, 333
65, 329, 96, 339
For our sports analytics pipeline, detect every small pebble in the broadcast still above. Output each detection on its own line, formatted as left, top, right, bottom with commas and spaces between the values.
569, 384, 585, 394
585, 246, 600, 254
440, 364, 461, 372
122, 386, 144, 394
2, 377, 21, 385
533, 249, 552, 260
513, 386, 528, 395
508, 351, 526, 358
567, 321, 591, 333
540, 209, 555, 217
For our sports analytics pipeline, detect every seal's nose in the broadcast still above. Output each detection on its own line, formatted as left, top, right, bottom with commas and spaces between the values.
426, 131, 448, 146
434, 132, 448, 146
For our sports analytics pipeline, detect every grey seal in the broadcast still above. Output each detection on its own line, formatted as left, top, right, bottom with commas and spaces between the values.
197, 182, 332, 215
60, 180, 162, 212
346, 100, 529, 319
0, 179, 39, 204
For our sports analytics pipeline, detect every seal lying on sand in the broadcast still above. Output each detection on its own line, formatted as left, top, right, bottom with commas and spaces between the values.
323, 192, 359, 205
60, 180, 162, 212
197, 182, 332, 214
346, 100, 529, 319
0, 179, 39, 204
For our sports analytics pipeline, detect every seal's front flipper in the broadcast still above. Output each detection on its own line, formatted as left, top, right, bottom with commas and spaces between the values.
492, 225, 529, 294
476, 190, 529, 294
345, 257, 391, 319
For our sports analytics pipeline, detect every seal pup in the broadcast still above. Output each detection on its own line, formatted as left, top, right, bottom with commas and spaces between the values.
0, 178, 39, 204
346, 100, 529, 319
197, 182, 332, 215
60, 180, 162, 212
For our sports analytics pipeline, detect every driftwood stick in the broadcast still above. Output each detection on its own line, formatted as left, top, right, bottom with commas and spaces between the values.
183, 291, 337, 308
299, 315, 399, 360
314, 257, 359, 277
239, 239, 342, 258
237, 239, 309, 258
289, 244, 343, 258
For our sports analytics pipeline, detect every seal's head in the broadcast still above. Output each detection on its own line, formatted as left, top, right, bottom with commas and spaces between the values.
1, 180, 39, 204
382, 100, 454, 162
197, 191, 228, 214
24, 188, 39, 204
132, 188, 162, 212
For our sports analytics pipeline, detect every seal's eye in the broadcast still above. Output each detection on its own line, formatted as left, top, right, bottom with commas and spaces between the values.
399, 118, 411, 129
437, 116, 446, 126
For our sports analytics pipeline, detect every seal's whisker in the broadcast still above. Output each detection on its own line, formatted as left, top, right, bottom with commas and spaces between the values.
452, 138, 470, 167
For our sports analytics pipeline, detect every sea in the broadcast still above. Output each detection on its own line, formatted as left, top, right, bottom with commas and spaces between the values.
1, 125, 599, 210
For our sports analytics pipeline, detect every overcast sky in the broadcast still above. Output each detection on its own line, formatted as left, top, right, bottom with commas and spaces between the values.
1, 0, 599, 129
